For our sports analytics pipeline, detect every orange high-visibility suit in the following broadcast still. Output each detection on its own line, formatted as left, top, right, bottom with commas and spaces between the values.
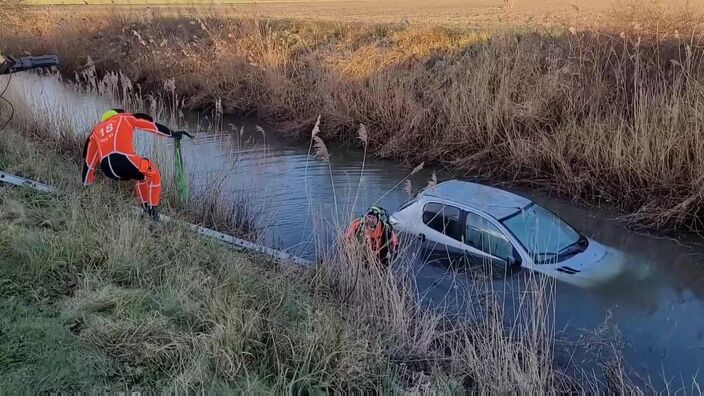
82, 111, 174, 208
346, 217, 399, 264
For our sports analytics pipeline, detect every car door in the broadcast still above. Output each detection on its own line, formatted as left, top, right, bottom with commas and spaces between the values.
461, 211, 522, 270
419, 202, 466, 255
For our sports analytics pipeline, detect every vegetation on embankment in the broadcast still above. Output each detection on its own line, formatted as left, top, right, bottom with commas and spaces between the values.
4, 3, 704, 231
0, 71, 642, 391
1, 192, 399, 392
0, 127, 390, 392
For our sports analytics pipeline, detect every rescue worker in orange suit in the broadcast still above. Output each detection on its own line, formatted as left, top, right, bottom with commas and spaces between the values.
346, 206, 400, 265
82, 109, 192, 220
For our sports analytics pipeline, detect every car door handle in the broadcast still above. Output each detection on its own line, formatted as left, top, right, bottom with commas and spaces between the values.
418, 233, 426, 242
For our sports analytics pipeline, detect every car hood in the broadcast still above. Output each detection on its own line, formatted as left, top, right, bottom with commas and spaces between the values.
554, 239, 627, 287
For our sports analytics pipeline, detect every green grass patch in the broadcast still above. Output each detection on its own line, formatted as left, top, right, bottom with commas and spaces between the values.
0, 176, 389, 392
0, 297, 119, 393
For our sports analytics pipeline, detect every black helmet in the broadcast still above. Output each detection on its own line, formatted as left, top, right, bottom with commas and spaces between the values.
366, 206, 390, 224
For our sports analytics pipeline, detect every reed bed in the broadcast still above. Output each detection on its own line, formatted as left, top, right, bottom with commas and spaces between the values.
3, 2, 704, 230
311, 230, 564, 392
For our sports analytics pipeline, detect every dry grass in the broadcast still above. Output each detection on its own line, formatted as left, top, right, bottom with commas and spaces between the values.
310, 229, 565, 392
3, 2, 704, 230
0, 0, 25, 20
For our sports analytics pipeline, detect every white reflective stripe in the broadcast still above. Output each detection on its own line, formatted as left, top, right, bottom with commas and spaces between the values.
136, 181, 145, 203
83, 150, 99, 185
94, 134, 104, 159
113, 117, 123, 151
107, 156, 120, 179
82, 166, 92, 186
130, 115, 161, 135
105, 150, 130, 156
136, 180, 148, 204
104, 150, 143, 172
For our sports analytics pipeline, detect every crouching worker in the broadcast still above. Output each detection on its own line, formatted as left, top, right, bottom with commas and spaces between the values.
346, 206, 399, 265
82, 109, 193, 220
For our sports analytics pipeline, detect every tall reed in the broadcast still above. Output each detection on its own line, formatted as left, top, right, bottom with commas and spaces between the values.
3, 4, 703, 229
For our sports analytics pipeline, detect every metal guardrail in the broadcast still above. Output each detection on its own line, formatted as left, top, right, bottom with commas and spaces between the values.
0, 171, 313, 266
0, 171, 57, 193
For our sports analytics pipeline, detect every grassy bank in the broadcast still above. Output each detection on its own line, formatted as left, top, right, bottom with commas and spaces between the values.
3, 3, 704, 231
0, 125, 391, 391
1, 189, 371, 392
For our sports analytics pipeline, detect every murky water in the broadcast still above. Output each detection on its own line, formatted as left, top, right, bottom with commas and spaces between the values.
178, 118, 704, 388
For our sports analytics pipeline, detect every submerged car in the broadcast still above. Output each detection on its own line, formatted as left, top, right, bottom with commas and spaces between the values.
390, 180, 626, 287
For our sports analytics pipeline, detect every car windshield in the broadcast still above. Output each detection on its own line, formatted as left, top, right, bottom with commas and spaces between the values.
501, 203, 581, 262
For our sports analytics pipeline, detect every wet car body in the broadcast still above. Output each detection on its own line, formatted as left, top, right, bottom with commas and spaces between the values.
390, 180, 626, 287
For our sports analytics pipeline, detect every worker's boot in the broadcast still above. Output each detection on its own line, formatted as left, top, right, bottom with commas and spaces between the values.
147, 205, 160, 221
142, 203, 160, 221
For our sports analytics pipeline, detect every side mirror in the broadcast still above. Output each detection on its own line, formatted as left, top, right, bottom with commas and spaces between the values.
506, 248, 522, 270
500, 256, 521, 277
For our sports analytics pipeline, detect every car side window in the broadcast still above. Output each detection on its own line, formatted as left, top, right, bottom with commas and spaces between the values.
464, 212, 514, 259
422, 203, 463, 241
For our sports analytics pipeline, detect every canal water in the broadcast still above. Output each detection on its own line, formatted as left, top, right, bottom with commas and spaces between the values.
181, 118, 704, 389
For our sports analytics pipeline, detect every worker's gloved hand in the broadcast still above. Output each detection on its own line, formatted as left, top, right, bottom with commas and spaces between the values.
172, 130, 195, 140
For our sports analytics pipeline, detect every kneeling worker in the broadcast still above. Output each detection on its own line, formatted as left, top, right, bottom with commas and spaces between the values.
346, 206, 399, 265
82, 109, 192, 220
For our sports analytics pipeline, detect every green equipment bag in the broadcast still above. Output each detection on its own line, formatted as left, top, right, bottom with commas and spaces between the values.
174, 138, 190, 206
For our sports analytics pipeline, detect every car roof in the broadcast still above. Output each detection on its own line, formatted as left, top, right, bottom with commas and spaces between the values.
419, 180, 532, 219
